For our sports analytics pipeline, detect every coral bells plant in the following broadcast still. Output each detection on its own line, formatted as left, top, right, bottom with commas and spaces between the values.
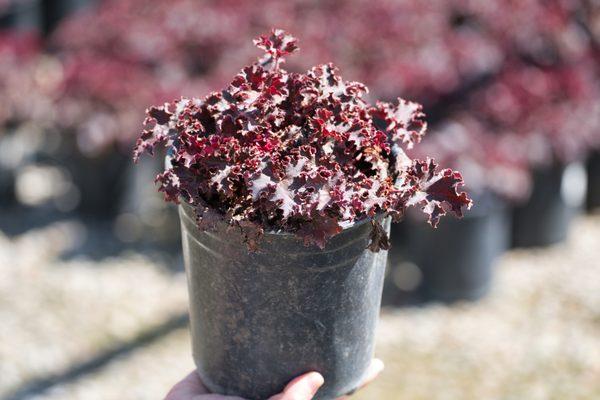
134, 30, 472, 250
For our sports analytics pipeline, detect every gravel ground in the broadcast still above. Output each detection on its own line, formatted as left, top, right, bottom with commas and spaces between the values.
0, 221, 188, 399
1, 214, 598, 400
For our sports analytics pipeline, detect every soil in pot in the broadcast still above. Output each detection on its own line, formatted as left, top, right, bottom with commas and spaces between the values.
386, 192, 510, 304
586, 151, 600, 212
512, 161, 587, 248
179, 202, 389, 400
0, 0, 42, 32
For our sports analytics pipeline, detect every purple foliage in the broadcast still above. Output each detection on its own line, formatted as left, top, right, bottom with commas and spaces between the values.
134, 30, 472, 250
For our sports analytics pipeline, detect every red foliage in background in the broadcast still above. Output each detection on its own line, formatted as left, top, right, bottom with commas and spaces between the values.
0, 32, 60, 130
466, 58, 600, 166
455, 0, 592, 64
134, 30, 472, 250
49, 0, 504, 149
5, 0, 595, 204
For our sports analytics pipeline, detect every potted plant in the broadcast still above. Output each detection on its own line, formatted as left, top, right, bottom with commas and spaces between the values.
134, 29, 471, 399
451, 0, 600, 245
385, 115, 529, 303
464, 59, 598, 247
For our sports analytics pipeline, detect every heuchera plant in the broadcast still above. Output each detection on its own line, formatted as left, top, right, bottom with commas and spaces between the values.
134, 30, 472, 250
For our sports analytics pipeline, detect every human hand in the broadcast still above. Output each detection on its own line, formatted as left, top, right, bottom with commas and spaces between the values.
165, 359, 383, 400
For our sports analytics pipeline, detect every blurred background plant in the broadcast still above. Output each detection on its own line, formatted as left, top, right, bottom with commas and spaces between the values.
1, 1, 599, 399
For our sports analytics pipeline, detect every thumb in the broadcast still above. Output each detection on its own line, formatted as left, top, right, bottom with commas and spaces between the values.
269, 372, 324, 400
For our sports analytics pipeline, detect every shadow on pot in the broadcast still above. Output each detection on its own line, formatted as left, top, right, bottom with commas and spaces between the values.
512, 161, 587, 248
383, 191, 510, 306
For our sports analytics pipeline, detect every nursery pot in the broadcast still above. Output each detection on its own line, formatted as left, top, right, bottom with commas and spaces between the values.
587, 151, 600, 212
0, 0, 42, 32
67, 149, 129, 216
0, 166, 15, 206
179, 202, 389, 400
388, 192, 510, 303
52, 134, 129, 216
512, 161, 586, 248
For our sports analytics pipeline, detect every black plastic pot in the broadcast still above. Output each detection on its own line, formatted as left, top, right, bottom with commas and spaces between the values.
41, 0, 95, 34
0, 132, 14, 206
512, 162, 586, 248
0, 166, 15, 206
587, 151, 600, 212
67, 150, 129, 216
179, 202, 389, 400
0, 0, 42, 32
49, 134, 130, 216
386, 192, 510, 303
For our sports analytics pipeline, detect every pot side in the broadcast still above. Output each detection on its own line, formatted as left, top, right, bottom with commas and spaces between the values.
178, 202, 389, 400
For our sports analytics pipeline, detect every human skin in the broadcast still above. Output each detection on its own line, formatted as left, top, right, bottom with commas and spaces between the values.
165, 359, 384, 400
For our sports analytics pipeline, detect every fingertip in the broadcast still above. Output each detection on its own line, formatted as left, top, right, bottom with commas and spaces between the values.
296, 371, 325, 391
282, 371, 325, 399
306, 371, 325, 388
